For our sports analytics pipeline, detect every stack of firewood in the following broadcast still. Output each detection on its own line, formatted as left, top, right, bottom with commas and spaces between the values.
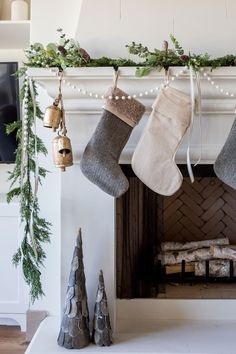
159, 238, 236, 277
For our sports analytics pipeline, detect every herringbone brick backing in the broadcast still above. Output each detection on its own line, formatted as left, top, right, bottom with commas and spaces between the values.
164, 177, 236, 243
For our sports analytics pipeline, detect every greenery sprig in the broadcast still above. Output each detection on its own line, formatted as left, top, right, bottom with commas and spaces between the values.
126, 34, 236, 75
25, 28, 136, 70
126, 40, 183, 76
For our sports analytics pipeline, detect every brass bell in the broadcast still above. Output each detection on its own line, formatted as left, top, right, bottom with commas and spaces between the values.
44, 99, 61, 131
52, 135, 73, 171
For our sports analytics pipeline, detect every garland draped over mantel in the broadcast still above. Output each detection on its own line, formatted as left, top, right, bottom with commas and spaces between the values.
9, 29, 236, 302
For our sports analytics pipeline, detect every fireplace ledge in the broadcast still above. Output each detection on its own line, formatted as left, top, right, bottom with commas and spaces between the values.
29, 66, 236, 164
25, 316, 236, 354
28, 66, 236, 114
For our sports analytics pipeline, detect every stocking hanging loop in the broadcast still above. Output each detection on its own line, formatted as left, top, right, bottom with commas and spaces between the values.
164, 68, 170, 86
187, 65, 195, 183
58, 70, 63, 97
113, 68, 119, 89
191, 71, 203, 168
162, 40, 169, 87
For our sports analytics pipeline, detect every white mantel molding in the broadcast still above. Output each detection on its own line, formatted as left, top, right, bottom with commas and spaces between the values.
28, 66, 236, 165
28, 67, 236, 114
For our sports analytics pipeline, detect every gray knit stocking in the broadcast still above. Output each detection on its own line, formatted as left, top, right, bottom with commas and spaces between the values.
80, 87, 145, 197
214, 118, 236, 189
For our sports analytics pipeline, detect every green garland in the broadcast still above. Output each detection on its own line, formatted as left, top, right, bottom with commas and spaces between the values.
126, 35, 236, 76
7, 72, 50, 302
9, 30, 236, 302
23, 29, 236, 73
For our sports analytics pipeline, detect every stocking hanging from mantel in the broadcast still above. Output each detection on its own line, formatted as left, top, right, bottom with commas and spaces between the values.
132, 86, 191, 196
214, 118, 236, 190
80, 71, 145, 198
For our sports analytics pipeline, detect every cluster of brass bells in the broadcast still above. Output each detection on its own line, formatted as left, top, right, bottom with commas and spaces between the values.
43, 93, 73, 171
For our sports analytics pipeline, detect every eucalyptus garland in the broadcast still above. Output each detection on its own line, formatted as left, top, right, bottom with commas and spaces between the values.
23, 29, 236, 73
126, 35, 236, 76
8, 29, 236, 302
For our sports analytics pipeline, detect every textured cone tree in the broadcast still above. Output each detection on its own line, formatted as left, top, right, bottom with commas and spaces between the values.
92, 270, 112, 346
57, 228, 90, 349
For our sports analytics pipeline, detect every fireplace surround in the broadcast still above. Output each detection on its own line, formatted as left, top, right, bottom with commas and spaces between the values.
28, 65, 236, 314
24, 67, 236, 354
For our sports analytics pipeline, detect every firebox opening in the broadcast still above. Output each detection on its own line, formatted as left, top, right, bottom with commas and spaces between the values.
116, 164, 236, 300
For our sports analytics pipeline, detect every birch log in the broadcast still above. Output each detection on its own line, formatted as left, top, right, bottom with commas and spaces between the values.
161, 248, 213, 265
211, 245, 236, 261
195, 260, 236, 277
161, 238, 229, 252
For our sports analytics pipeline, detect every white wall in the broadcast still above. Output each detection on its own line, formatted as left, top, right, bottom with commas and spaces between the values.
31, 87, 61, 316
76, 0, 236, 57
30, 0, 82, 43
61, 162, 115, 324
31, 0, 236, 58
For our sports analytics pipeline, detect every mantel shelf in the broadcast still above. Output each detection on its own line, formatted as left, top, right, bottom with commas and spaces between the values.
28, 66, 236, 78
28, 67, 236, 115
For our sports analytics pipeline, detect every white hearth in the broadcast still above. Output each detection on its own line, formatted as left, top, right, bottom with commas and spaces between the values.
26, 67, 236, 353
26, 316, 236, 354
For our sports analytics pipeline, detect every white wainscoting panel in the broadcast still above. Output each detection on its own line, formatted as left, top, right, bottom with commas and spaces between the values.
0, 202, 28, 330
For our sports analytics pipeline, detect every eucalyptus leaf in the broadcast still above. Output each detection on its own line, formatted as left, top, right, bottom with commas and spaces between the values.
33, 42, 44, 50
59, 38, 66, 46
61, 62, 67, 70
69, 39, 76, 46
135, 67, 152, 77
46, 43, 57, 52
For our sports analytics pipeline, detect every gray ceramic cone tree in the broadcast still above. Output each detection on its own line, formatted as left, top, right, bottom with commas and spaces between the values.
92, 270, 112, 346
57, 229, 90, 349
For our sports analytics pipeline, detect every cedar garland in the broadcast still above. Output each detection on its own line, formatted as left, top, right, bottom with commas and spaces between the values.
7, 73, 50, 302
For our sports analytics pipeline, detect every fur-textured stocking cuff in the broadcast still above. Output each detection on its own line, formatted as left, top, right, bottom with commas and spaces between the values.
104, 87, 145, 127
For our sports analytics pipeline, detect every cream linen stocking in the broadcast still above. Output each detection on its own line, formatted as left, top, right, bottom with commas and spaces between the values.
132, 87, 191, 196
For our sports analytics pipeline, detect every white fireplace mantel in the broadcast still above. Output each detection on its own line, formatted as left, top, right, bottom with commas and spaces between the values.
28, 66, 236, 114
26, 67, 236, 354
28, 66, 236, 164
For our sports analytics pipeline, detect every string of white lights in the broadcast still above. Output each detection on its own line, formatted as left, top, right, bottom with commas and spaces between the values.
23, 74, 29, 150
